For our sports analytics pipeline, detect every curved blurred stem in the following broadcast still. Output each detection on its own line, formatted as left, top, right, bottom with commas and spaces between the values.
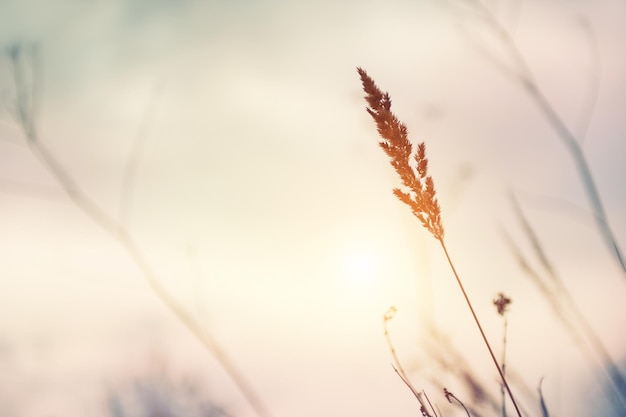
118, 82, 163, 231
438, 238, 522, 417
500, 314, 509, 417
575, 17, 601, 144
444, 387, 471, 417
27, 139, 275, 417
386, 310, 438, 417
9, 44, 275, 417
452, 0, 626, 277
520, 80, 626, 276
508, 196, 626, 410
538, 378, 550, 417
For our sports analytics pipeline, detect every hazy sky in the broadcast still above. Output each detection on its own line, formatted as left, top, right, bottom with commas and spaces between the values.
1, 1, 625, 416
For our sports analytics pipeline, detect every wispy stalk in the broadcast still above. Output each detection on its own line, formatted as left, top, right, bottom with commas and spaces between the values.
438, 240, 522, 417
446, 0, 626, 277
6, 43, 274, 417
118, 81, 163, 231
384, 307, 408, 380
444, 387, 471, 417
7, 44, 38, 141
423, 326, 501, 416
507, 195, 626, 411
385, 307, 438, 417
493, 293, 512, 417
575, 17, 602, 144
537, 378, 550, 417
358, 67, 522, 417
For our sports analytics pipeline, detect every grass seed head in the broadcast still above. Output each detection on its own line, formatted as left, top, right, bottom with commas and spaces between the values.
357, 67, 444, 240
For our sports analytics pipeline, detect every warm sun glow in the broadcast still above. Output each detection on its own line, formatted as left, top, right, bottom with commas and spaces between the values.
342, 246, 379, 286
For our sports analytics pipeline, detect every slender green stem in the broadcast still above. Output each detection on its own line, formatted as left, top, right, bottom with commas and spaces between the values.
438, 238, 522, 417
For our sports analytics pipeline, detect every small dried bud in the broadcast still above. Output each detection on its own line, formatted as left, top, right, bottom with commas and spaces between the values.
493, 292, 512, 316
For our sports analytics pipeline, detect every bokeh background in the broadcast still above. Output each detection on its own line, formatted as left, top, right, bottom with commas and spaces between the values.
0, 0, 625, 416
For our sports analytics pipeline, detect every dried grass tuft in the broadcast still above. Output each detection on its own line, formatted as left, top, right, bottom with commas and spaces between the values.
358, 66, 522, 417
357, 67, 444, 240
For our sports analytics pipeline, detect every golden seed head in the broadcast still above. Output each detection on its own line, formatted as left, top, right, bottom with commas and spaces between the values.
358, 67, 444, 240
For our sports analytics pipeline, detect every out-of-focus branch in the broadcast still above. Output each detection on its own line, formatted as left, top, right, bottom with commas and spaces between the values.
385, 307, 439, 417
575, 17, 602, 145
538, 378, 550, 417
505, 195, 626, 411
443, 0, 626, 277
7, 44, 38, 141
4, 43, 275, 417
444, 387, 471, 417
118, 81, 163, 230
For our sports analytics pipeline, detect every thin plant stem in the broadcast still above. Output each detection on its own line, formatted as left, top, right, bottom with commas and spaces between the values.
450, 0, 626, 277
359, 67, 522, 417
444, 387, 472, 417
118, 81, 163, 231
538, 378, 550, 417
509, 196, 626, 410
520, 80, 626, 275
7, 44, 275, 417
393, 367, 438, 417
501, 313, 508, 417
424, 390, 440, 417
386, 308, 437, 417
575, 17, 602, 145
27, 133, 276, 417
493, 292, 512, 417
424, 326, 501, 416
438, 238, 523, 417
384, 307, 409, 380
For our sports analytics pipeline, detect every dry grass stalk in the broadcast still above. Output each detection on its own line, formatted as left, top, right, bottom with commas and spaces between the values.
445, 0, 626, 277
5, 43, 274, 417
423, 324, 502, 416
504, 195, 626, 412
357, 67, 522, 417
444, 387, 471, 417
494, 293, 512, 417
385, 307, 438, 417
356, 67, 443, 241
